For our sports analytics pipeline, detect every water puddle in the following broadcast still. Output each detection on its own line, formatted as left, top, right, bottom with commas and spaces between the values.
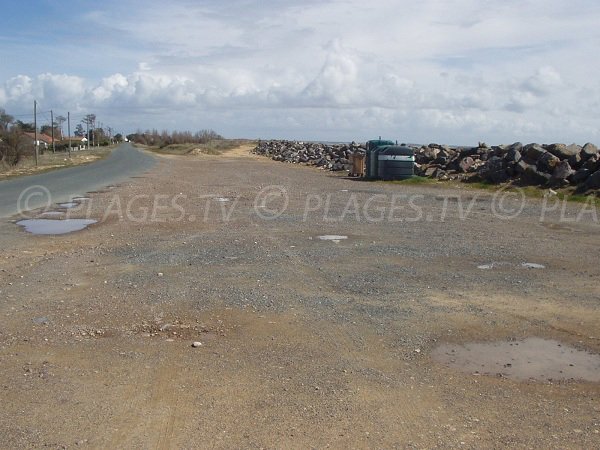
539, 222, 578, 233
58, 202, 79, 209
41, 211, 64, 217
522, 262, 545, 269
318, 235, 348, 244
476, 262, 510, 270
477, 262, 545, 270
72, 196, 90, 202
214, 197, 231, 202
17, 219, 97, 235
433, 338, 600, 382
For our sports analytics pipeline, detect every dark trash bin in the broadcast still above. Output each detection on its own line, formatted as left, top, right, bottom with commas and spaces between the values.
377, 145, 414, 180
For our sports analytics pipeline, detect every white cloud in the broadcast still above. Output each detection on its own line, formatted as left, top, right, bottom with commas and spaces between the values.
1, 0, 600, 144
521, 66, 563, 96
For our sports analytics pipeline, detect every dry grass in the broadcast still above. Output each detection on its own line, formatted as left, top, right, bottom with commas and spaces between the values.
0, 146, 115, 180
145, 139, 257, 156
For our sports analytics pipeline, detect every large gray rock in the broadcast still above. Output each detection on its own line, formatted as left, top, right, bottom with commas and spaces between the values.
546, 143, 581, 160
571, 168, 591, 184
583, 155, 599, 171
507, 142, 523, 152
479, 156, 509, 183
584, 170, 600, 190
417, 146, 439, 163
459, 147, 479, 157
504, 148, 522, 164
520, 163, 551, 185
582, 143, 599, 159
515, 159, 533, 175
458, 156, 475, 173
568, 152, 583, 170
522, 144, 547, 162
549, 160, 574, 187
536, 152, 561, 173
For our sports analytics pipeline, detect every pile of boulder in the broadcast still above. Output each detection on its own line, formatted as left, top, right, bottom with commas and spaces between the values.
415, 142, 599, 191
253, 140, 600, 192
252, 140, 365, 171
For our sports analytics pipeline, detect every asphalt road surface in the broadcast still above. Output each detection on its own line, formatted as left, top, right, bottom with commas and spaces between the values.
0, 143, 156, 218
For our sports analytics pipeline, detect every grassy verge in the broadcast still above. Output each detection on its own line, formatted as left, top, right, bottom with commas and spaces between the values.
145, 139, 256, 156
376, 176, 596, 203
0, 146, 116, 181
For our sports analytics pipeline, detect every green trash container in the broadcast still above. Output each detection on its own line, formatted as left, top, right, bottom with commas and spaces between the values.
377, 145, 414, 180
365, 139, 394, 179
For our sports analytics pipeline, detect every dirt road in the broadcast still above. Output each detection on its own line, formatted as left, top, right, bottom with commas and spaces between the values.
0, 147, 598, 448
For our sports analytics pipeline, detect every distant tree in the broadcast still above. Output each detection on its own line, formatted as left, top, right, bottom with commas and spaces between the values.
15, 120, 35, 132
0, 108, 13, 132
114, 133, 123, 142
125, 128, 223, 146
74, 124, 85, 137
81, 114, 96, 144
0, 127, 29, 165
40, 125, 59, 137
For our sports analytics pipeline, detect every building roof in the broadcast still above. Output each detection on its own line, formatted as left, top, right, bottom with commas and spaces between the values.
23, 132, 54, 144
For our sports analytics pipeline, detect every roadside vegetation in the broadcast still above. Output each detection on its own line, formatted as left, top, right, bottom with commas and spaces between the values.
0, 107, 119, 179
384, 176, 595, 203
127, 128, 255, 156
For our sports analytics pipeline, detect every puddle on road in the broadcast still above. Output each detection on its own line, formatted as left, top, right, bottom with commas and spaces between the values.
72, 196, 90, 202
539, 222, 578, 233
318, 235, 348, 244
17, 219, 97, 235
58, 202, 79, 208
214, 197, 231, 202
477, 262, 545, 270
433, 338, 600, 382
522, 262, 546, 269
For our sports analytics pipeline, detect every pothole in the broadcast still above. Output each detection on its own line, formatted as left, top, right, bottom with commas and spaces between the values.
16, 219, 97, 235
433, 338, 600, 382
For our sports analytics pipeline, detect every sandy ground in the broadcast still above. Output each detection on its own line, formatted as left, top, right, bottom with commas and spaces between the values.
0, 147, 599, 449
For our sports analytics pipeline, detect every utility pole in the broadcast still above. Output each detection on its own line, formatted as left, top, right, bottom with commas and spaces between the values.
85, 118, 89, 150
51, 109, 55, 153
68, 112, 71, 158
34, 100, 38, 166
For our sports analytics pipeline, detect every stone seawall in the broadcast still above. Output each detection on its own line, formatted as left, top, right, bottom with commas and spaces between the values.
253, 140, 600, 193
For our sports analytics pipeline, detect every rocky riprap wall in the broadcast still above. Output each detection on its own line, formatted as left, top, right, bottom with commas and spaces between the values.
253, 140, 365, 171
415, 142, 599, 192
253, 140, 600, 192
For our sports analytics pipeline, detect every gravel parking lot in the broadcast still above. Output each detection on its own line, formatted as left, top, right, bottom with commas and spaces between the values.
0, 147, 598, 448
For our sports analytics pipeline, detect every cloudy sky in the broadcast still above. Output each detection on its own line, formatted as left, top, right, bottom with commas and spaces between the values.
1, 0, 599, 144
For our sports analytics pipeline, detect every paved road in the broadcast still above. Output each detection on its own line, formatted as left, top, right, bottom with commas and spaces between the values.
0, 143, 156, 218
